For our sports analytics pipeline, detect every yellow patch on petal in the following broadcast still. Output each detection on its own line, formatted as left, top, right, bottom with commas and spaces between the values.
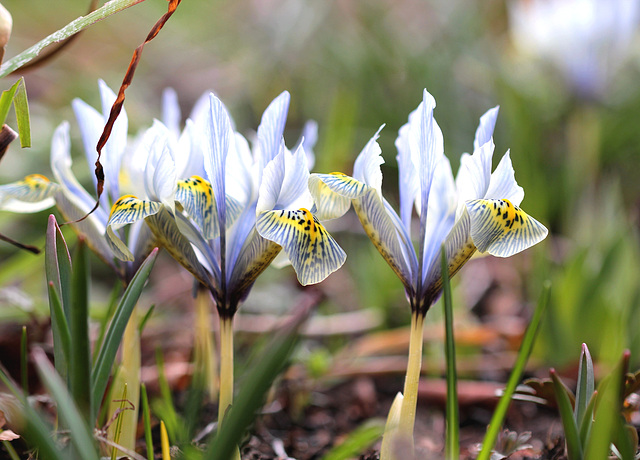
466, 198, 548, 257
257, 208, 345, 285
0, 174, 57, 202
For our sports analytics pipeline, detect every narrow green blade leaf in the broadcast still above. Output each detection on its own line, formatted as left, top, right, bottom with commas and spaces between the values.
70, 239, 91, 420
141, 383, 154, 460
574, 343, 594, 426
20, 326, 28, 394
203, 308, 309, 460
47, 282, 71, 368
45, 214, 72, 379
441, 247, 459, 460
32, 348, 100, 460
0, 367, 66, 460
91, 248, 158, 420
0, 78, 19, 125
0, 0, 147, 78
551, 369, 583, 460
321, 419, 385, 460
476, 281, 551, 460
13, 77, 30, 148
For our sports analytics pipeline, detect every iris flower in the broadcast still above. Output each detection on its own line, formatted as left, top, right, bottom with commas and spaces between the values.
310, 89, 548, 455
509, 0, 639, 99
0, 81, 188, 453
0, 80, 161, 278
105, 91, 346, 438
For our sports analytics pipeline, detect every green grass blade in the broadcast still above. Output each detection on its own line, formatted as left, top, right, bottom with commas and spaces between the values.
47, 282, 71, 369
575, 343, 594, 425
141, 383, 154, 460
321, 419, 384, 460
45, 215, 72, 379
476, 281, 551, 460
20, 326, 28, 394
1, 440, 20, 460
32, 348, 100, 460
0, 368, 66, 460
441, 247, 459, 460
13, 77, 30, 148
0, 78, 19, 125
584, 352, 626, 460
91, 248, 158, 421
152, 348, 183, 443
579, 391, 597, 446
203, 310, 308, 460
551, 369, 583, 460
93, 282, 123, 364
70, 239, 91, 420
0, 0, 147, 77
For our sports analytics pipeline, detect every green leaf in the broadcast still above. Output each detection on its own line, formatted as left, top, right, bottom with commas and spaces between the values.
141, 384, 154, 460
574, 344, 594, 427
0, 367, 67, 460
70, 239, 91, 421
321, 419, 385, 460
204, 310, 308, 460
32, 348, 100, 460
0, 78, 19, 125
578, 391, 597, 447
441, 247, 459, 460
45, 215, 73, 380
476, 281, 551, 460
0, 0, 148, 78
13, 77, 30, 148
551, 369, 583, 460
20, 326, 28, 395
90, 248, 158, 421
47, 282, 71, 369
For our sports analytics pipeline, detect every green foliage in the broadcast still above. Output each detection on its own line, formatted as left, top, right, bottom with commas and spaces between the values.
0, 77, 30, 147
476, 282, 551, 460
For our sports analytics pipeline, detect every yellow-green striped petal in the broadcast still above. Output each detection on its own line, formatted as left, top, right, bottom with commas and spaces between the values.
106, 195, 162, 261
176, 175, 243, 239
466, 198, 548, 257
256, 208, 346, 286
0, 174, 58, 212
308, 173, 358, 221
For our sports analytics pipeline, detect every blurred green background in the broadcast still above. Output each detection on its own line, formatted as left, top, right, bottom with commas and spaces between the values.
1, 0, 640, 370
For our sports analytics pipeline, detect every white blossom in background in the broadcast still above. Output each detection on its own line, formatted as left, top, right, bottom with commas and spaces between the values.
508, 0, 640, 99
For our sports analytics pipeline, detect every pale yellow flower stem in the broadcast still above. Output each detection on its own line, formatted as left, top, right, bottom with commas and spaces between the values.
108, 309, 140, 456
218, 316, 241, 460
398, 312, 425, 452
194, 290, 218, 401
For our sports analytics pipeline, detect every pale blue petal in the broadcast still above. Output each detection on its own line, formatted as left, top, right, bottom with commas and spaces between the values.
256, 144, 312, 213
143, 124, 176, 209
227, 225, 281, 301
203, 94, 233, 232
353, 125, 385, 192
98, 80, 128, 201
225, 204, 259, 279
257, 91, 290, 179
395, 122, 418, 233
256, 208, 346, 285
352, 187, 414, 292
145, 207, 216, 292
298, 120, 318, 170
174, 211, 220, 282
466, 199, 548, 257
473, 106, 499, 151
225, 132, 253, 206
420, 156, 457, 287
50, 122, 109, 226
455, 139, 494, 210
485, 150, 525, 206
162, 87, 181, 137
71, 97, 103, 192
